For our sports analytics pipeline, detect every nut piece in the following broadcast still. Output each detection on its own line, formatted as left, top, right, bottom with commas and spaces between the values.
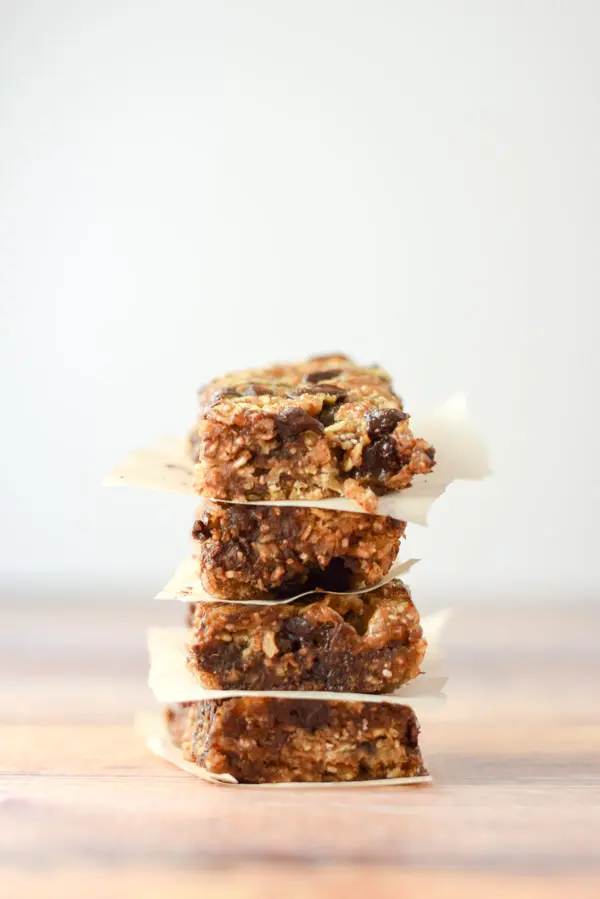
262, 631, 279, 659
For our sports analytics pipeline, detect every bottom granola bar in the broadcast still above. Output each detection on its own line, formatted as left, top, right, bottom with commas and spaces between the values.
165, 697, 426, 784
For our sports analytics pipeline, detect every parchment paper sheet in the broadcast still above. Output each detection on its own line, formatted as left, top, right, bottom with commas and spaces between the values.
147, 610, 449, 709
104, 394, 490, 524
156, 556, 420, 604
136, 712, 433, 788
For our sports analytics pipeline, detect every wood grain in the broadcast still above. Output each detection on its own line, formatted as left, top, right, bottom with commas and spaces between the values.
1, 599, 598, 898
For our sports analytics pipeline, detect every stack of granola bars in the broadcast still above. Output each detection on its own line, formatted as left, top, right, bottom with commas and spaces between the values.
153, 354, 445, 784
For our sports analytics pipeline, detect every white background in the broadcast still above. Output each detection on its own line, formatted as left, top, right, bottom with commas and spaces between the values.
1, 1, 598, 603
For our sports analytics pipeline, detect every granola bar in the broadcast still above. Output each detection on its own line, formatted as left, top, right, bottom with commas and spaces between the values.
189, 355, 376, 462
187, 580, 425, 693
165, 697, 426, 784
196, 354, 380, 410
191, 355, 435, 512
193, 501, 405, 600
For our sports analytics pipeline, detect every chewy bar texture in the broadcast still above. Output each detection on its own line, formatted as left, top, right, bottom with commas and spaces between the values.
196, 354, 372, 410
191, 354, 435, 512
165, 697, 426, 784
193, 501, 405, 600
187, 580, 425, 693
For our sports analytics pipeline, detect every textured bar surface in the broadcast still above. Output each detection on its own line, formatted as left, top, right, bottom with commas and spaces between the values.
165, 697, 426, 784
191, 355, 435, 512
187, 580, 425, 693
193, 501, 404, 600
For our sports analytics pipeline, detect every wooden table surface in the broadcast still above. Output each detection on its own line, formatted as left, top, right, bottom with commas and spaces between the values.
1, 598, 598, 898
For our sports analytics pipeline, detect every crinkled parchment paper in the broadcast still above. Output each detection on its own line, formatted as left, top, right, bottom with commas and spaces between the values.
136, 712, 432, 788
147, 610, 449, 707
156, 556, 420, 604
104, 395, 490, 524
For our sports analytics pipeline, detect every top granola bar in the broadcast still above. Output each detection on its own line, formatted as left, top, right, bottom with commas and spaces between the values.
191, 355, 435, 512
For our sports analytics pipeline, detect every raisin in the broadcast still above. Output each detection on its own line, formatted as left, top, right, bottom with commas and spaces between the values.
366, 408, 408, 440
304, 369, 343, 383
275, 408, 324, 439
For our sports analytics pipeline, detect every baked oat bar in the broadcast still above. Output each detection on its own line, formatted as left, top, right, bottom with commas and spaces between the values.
187, 580, 425, 693
196, 354, 378, 411
165, 697, 426, 784
193, 501, 405, 600
191, 355, 435, 512
189, 354, 377, 462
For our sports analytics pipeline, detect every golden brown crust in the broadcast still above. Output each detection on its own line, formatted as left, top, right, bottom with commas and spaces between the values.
187, 580, 426, 693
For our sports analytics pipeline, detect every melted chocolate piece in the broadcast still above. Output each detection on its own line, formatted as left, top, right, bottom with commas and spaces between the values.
240, 383, 275, 397
268, 699, 331, 730
275, 408, 324, 439
304, 369, 343, 383
359, 437, 403, 480
318, 398, 346, 427
276, 619, 334, 655
366, 408, 408, 440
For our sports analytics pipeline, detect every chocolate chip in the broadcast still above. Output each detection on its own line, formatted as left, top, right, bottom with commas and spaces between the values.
358, 740, 376, 756
275, 408, 324, 439
192, 518, 211, 540
208, 386, 241, 405
359, 437, 402, 480
318, 406, 336, 427
240, 383, 275, 397
270, 700, 331, 731
276, 616, 315, 654
291, 384, 348, 428
366, 408, 408, 440
405, 714, 420, 748
225, 505, 256, 533
281, 616, 312, 636
215, 542, 246, 572
288, 385, 347, 427
304, 369, 343, 383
